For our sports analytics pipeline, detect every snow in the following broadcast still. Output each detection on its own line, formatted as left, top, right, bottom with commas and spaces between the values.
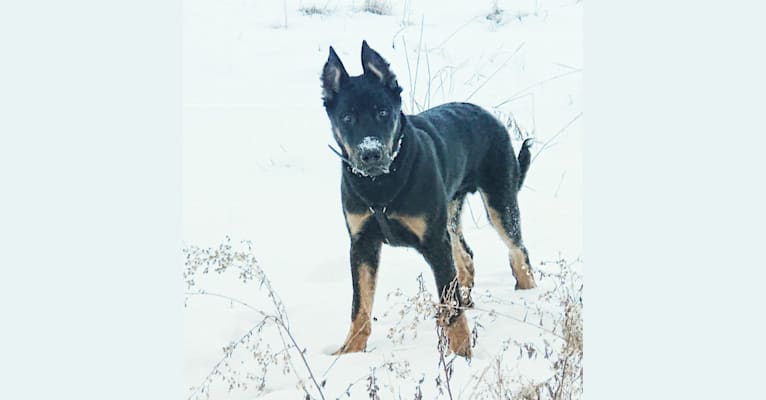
358, 136, 384, 151
184, 0, 582, 398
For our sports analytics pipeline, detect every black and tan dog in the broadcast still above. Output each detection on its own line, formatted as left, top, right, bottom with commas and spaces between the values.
322, 41, 536, 357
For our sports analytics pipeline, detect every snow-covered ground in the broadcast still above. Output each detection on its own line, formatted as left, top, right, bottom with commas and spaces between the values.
183, 0, 582, 398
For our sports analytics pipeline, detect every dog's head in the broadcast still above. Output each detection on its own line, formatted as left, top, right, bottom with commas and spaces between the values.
321, 41, 403, 177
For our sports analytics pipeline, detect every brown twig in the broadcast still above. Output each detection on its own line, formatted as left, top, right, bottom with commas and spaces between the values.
436, 325, 456, 400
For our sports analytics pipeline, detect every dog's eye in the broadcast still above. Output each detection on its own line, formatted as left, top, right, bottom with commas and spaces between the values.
377, 109, 388, 120
341, 114, 353, 124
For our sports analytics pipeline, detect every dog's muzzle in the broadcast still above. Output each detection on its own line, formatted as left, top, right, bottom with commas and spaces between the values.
352, 136, 393, 177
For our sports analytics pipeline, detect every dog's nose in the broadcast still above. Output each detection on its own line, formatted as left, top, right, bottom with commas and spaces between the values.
360, 147, 383, 163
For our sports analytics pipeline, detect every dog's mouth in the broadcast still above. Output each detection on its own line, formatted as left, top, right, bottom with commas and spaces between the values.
351, 162, 391, 177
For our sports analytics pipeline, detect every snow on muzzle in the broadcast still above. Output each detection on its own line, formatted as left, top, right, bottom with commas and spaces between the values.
352, 136, 393, 177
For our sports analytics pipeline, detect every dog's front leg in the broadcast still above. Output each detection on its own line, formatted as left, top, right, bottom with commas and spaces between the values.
420, 234, 473, 358
334, 235, 382, 354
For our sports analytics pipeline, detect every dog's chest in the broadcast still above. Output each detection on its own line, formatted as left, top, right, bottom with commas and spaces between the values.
347, 209, 428, 247
373, 210, 428, 247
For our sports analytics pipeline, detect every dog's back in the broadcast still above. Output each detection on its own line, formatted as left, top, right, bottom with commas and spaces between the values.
409, 102, 526, 197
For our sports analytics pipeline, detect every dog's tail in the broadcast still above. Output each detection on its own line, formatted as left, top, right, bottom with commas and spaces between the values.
517, 138, 533, 188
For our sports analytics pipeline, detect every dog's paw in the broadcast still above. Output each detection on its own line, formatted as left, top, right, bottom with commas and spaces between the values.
514, 265, 537, 290
333, 335, 369, 355
514, 277, 537, 290
331, 347, 346, 356
445, 314, 472, 358
450, 340, 472, 358
332, 345, 361, 356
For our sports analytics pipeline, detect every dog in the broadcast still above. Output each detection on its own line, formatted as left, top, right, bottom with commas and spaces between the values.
321, 41, 536, 357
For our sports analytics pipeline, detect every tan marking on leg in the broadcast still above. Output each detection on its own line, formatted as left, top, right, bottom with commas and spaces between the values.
436, 277, 471, 357
389, 214, 428, 243
447, 201, 460, 233
451, 238, 475, 304
483, 202, 513, 247
345, 211, 372, 237
335, 263, 376, 354
447, 201, 474, 305
481, 194, 536, 290
445, 313, 472, 357
448, 232, 472, 288
509, 246, 535, 289
365, 62, 384, 80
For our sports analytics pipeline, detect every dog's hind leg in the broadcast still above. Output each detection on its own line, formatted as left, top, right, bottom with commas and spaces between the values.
335, 218, 382, 354
448, 194, 476, 306
477, 133, 536, 290
479, 188, 537, 290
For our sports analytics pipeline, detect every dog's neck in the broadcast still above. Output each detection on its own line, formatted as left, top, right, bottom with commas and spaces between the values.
341, 113, 417, 208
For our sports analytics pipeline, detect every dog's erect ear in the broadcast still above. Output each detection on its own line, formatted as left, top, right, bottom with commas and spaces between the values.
322, 46, 349, 102
361, 40, 400, 92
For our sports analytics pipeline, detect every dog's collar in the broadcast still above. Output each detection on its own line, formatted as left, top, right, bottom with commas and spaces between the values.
369, 206, 397, 244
